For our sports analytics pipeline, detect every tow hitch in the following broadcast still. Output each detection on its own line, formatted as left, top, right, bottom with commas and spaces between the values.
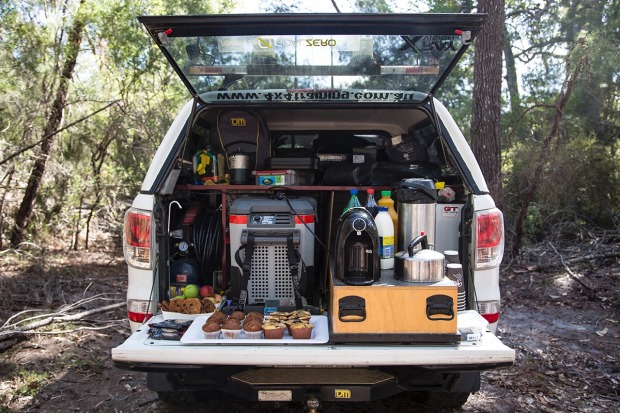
304, 394, 321, 413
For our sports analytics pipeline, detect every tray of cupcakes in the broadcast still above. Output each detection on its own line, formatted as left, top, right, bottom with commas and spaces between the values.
180, 310, 329, 344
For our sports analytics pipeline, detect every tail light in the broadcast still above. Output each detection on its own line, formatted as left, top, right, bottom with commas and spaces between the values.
123, 208, 152, 269
474, 208, 504, 269
127, 299, 153, 323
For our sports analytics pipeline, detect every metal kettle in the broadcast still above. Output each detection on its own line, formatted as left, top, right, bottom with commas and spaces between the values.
394, 234, 445, 283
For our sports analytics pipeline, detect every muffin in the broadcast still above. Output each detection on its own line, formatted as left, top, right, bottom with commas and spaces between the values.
221, 318, 242, 339
262, 322, 286, 339
245, 312, 264, 323
243, 320, 263, 339
265, 312, 289, 321
289, 322, 314, 339
229, 310, 246, 321
290, 310, 311, 318
283, 320, 298, 336
208, 311, 227, 324
201, 320, 221, 339
201, 298, 217, 313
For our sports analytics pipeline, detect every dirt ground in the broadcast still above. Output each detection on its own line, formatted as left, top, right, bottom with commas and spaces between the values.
0, 240, 619, 413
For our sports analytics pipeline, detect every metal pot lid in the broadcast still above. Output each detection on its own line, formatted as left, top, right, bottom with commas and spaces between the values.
408, 248, 444, 261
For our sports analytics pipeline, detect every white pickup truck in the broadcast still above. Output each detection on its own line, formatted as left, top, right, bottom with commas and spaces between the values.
112, 13, 514, 410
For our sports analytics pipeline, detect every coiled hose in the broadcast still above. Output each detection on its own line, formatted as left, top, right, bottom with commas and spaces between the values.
193, 207, 222, 285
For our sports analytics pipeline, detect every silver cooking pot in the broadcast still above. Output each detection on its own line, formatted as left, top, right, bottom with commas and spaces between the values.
394, 234, 445, 282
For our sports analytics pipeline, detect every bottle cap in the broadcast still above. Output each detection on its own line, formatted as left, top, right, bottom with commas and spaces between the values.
381, 190, 391, 197
350, 189, 358, 195
367, 188, 374, 194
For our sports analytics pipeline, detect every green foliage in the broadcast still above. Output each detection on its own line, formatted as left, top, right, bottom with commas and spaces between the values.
524, 203, 544, 242
503, 134, 620, 236
0, 0, 233, 249
502, 0, 620, 246
14, 369, 50, 397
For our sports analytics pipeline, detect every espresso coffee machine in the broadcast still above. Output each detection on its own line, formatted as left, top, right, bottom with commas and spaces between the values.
334, 207, 380, 285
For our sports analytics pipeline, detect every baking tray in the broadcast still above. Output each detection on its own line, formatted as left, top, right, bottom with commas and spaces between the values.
161, 311, 213, 321
180, 315, 329, 344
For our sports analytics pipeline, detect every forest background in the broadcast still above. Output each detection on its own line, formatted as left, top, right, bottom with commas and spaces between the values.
0, 0, 618, 255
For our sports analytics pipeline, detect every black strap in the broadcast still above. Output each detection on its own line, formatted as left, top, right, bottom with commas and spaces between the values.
235, 233, 256, 310
287, 233, 303, 310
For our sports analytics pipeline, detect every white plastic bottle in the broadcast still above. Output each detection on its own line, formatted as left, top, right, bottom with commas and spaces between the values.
375, 206, 395, 269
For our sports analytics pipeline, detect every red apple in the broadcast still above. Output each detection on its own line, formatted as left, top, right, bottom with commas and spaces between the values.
200, 285, 215, 298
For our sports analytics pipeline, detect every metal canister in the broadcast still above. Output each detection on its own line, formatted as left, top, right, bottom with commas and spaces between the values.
395, 178, 438, 250
229, 148, 250, 184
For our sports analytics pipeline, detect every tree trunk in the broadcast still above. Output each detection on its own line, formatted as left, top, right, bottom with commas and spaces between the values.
511, 45, 586, 255
503, 26, 521, 117
0, 168, 15, 250
10, 0, 86, 248
471, 0, 505, 206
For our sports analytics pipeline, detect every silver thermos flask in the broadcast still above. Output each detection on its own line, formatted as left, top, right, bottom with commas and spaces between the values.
395, 178, 438, 250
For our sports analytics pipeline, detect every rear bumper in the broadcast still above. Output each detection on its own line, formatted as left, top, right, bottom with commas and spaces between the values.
143, 367, 484, 402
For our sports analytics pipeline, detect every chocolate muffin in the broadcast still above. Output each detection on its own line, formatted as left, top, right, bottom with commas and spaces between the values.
243, 320, 263, 339
222, 318, 241, 330
229, 310, 246, 321
245, 311, 264, 322
208, 311, 227, 324
202, 319, 221, 339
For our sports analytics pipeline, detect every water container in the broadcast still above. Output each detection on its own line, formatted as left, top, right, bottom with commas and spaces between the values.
342, 189, 362, 215
364, 188, 379, 217
375, 206, 395, 269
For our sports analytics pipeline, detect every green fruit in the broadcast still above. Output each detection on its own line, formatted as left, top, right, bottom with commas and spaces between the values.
172, 294, 185, 300
184, 284, 200, 299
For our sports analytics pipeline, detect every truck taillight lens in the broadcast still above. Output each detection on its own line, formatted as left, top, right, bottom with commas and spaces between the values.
474, 208, 504, 269
127, 300, 153, 323
123, 208, 152, 269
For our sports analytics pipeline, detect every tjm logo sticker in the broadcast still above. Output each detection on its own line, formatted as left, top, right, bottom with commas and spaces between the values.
335, 389, 351, 399
230, 118, 246, 127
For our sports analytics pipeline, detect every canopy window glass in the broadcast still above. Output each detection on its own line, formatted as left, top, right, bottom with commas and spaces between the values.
140, 14, 485, 102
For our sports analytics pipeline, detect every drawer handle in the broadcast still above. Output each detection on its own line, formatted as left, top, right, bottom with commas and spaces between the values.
338, 296, 366, 322
426, 294, 455, 321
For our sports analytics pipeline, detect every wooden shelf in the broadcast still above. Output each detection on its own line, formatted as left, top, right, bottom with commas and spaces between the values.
176, 184, 389, 192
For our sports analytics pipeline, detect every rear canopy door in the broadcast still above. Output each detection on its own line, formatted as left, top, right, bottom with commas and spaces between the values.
138, 13, 486, 104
